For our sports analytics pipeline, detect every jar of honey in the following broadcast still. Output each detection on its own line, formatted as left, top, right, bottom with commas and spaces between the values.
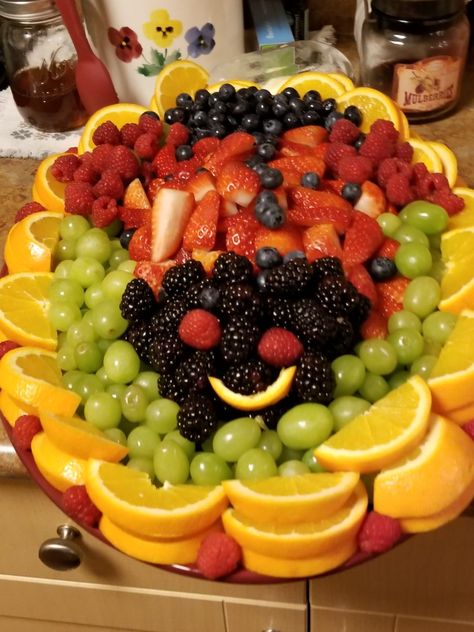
0, 0, 87, 132
360, 0, 470, 122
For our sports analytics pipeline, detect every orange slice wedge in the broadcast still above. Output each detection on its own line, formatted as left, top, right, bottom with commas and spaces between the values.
78, 103, 149, 154
438, 227, 474, 313
279, 71, 347, 100
31, 432, 87, 492
336, 87, 402, 134
32, 153, 67, 213
153, 60, 209, 120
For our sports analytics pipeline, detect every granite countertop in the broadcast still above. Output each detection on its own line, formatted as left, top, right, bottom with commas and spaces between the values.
1, 41, 474, 477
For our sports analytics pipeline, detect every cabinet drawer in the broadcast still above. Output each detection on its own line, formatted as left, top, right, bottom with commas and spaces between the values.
225, 600, 307, 632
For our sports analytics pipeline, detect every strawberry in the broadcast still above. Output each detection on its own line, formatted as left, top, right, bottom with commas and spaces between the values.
192, 137, 221, 160
321, 179, 344, 196
152, 144, 178, 178
123, 177, 151, 209
342, 211, 384, 267
302, 223, 343, 262
254, 223, 304, 257
278, 139, 317, 157
376, 276, 410, 318
133, 260, 174, 296
360, 309, 388, 340
183, 190, 220, 251
118, 206, 151, 229
346, 263, 378, 307
257, 327, 303, 367
128, 224, 152, 261
151, 188, 194, 262
287, 187, 352, 234
225, 209, 259, 258
216, 160, 261, 207
185, 169, 216, 202
376, 237, 400, 259
204, 131, 255, 175
281, 125, 328, 147
269, 155, 326, 179
173, 155, 202, 181
167, 122, 189, 146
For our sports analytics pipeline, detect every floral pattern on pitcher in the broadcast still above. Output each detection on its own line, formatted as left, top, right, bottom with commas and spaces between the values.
107, 8, 216, 78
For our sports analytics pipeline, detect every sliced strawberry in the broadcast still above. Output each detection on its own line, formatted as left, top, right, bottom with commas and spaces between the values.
151, 188, 195, 262
302, 223, 343, 262
147, 177, 165, 201
354, 181, 387, 218
342, 211, 384, 267
281, 125, 328, 147
192, 137, 221, 160
269, 155, 326, 177
204, 131, 255, 175
183, 190, 220, 252
152, 144, 178, 178
118, 206, 151, 229
321, 179, 344, 196
360, 309, 388, 340
376, 237, 400, 259
174, 248, 192, 264
216, 161, 261, 208
278, 139, 316, 157
254, 223, 304, 257
346, 263, 378, 307
287, 187, 352, 234
123, 177, 151, 209
128, 224, 152, 261
134, 260, 174, 297
192, 249, 224, 274
219, 197, 239, 218
185, 169, 216, 202
225, 209, 260, 259
376, 276, 410, 318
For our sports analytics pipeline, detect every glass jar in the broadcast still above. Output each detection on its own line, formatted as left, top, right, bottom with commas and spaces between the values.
360, 0, 470, 122
0, 0, 87, 131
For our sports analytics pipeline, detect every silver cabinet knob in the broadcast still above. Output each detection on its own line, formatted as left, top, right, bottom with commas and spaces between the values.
38, 524, 82, 571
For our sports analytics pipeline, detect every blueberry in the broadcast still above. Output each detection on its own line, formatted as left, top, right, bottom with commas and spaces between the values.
301, 171, 321, 189
208, 92, 220, 107
246, 155, 264, 170
175, 144, 194, 161
213, 100, 227, 114
194, 89, 210, 106
306, 100, 324, 115
321, 98, 337, 114
256, 246, 283, 269
369, 257, 397, 281
191, 110, 208, 126
231, 99, 250, 117
119, 228, 136, 250
341, 182, 362, 204
209, 124, 227, 138
256, 101, 271, 116
344, 105, 363, 127
225, 114, 238, 130
255, 88, 272, 102
283, 250, 306, 262
354, 133, 366, 150
272, 101, 288, 118
241, 113, 260, 131
303, 90, 322, 104
164, 107, 186, 124
142, 110, 160, 120
208, 109, 225, 124
218, 83, 236, 101
301, 110, 323, 126
259, 204, 286, 229
282, 86, 299, 100
257, 190, 278, 205
324, 110, 344, 131
176, 92, 193, 107
199, 286, 220, 309
260, 167, 283, 189
282, 112, 299, 129
289, 97, 305, 115
257, 142, 276, 161
252, 131, 267, 145
262, 118, 283, 136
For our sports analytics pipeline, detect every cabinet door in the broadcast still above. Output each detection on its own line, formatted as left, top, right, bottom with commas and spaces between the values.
225, 600, 307, 632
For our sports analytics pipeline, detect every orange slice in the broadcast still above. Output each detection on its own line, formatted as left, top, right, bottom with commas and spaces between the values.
78, 103, 149, 154
31, 432, 87, 492
445, 401, 474, 425
206, 79, 261, 93
209, 366, 296, 411
32, 153, 67, 213
85, 459, 228, 538
279, 71, 347, 100
222, 482, 367, 559
153, 60, 209, 120
222, 471, 360, 525
0, 390, 36, 427
448, 187, 474, 230
327, 72, 355, 92
0, 272, 57, 349
438, 227, 474, 313
336, 87, 402, 134
4, 211, 63, 274
374, 415, 474, 518
407, 137, 443, 173
314, 376, 431, 473
427, 140, 458, 187
0, 346, 80, 416
397, 110, 411, 141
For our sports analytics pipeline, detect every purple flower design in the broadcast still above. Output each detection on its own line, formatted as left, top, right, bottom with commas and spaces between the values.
185, 23, 215, 58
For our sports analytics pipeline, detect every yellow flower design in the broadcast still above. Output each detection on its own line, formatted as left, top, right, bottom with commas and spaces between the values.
143, 9, 183, 47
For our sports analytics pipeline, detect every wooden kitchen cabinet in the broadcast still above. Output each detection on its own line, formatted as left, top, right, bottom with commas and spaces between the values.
0, 478, 307, 632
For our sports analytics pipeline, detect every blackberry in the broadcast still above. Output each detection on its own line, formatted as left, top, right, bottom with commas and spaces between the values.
212, 251, 253, 285
185, 279, 218, 310
264, 296, 295, 329
220, 316, 260, 365
219, 283, 262, 322
174, 351, 216, 395
293, 352, 335, 404
329, 317, 356, 358
151, 298, 188, 335
311, 257, 345, 282
119, 278, 156, 322
161, 260, 205, 298
349, 294, 371, 327
223, 359, 275, 395
316, 276, 360, 317
264, 259, 314, 298
148, 336, 185, 374
124, 320, 153, 363
292, 299, 338, 350
177, 394, 217, 443
158, 372, 188, 404
253, 400, 288, 430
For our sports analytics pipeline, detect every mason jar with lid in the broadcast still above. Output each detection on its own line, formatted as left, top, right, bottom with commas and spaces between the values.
360, 0, 470, 122
0, 0, 87, 131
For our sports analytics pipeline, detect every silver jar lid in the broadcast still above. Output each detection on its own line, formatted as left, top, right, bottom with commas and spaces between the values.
0, 0, 59, 23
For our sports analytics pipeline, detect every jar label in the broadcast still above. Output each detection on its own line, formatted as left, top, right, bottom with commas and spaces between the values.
392, 56, 462, 113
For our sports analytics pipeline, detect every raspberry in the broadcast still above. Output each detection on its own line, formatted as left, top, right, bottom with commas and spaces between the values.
11, 415, 42, 450
93, 169, 125, 199
394, 141, 414, 163
134, 132, 160, 160
64, 182, 95, 215
358, 510, 402, 554
14, 201, 45, 222
0, 339, 20, 358
385, 173, 415, 207
167, 122, 189, 146
139, 160, 155, 187
92, 120, 121, 145
152, 144, 178, 178
73, 162, 99, 184
196, 532, 242, 580
91, 195, 119, 227
257, 327, 304, 367
324, 142, 357, 174
428, 189, 465, 216
462, 420, 474, 440
329, 118, 361, 144
50, 153, 81, 182
192, 136, 221, 159
377, 157, 412, 189
120, 122, 142, 148
90, 143, 114, 172
62, 485, 102, 527
337, 155, 374, 184
369, 119, 399, 143
178, 309, 222, 350
138, 111, 163, 136
359, 133, 396, 162
109, 145, 140, 181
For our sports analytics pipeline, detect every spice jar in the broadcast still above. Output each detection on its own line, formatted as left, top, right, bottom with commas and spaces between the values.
0, 0, 87, 131
360, 0, 470, 122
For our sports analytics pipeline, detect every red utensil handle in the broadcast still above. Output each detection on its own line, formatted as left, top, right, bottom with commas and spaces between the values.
55, 0, 94, 58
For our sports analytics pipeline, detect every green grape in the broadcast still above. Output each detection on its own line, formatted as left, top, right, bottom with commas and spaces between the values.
403, 276, 441, 318
103, 219, 123, 238
398, 200, 448, 235
97, 338, 113, 354
163, 430, 196, 460
145, 398, 179, 434
277, 445, 304, 464
54, 259, 74, 279
212, 417, 261, 462
358, 372, 390, 403
57, 345, 76, 371
96, 366, 112, 386
117, 259, 136, 274
331, 354, 366, 397
49, 278, 84, 306
190, 453, 233, 485
91, 299, 128, 340
429, 255, 445, 283
278, 460, 310, 477
329, 396, 371, 431
66, 319, 97, 347
70, 256, 105, 288
103, 340, 140, 384
106, 383, 127, 401
387, 327, 424, 365
393, 224, 430, 246
62, 369, 82, 391
410, 354, 438, 378
302, 449, 326, 473
103, 427, 127, 446
109, 248, 129, 270
59, 214, 90, 240
377, 212, 402, 237
395, 243, 432, 279
55, 239, 76, 261
84, 391, 122, 429
388, 370, 410, 389
134, 371, 160, 401
422, 311, 457, 345
75, 373, 104, 404
257, 429, 283, 461
235, 448, 278, 481
48, 300, 82, 332
388, 309, 422, 333
127, 457, 155, 480
357, 339, 398, 375
277, 403, 334, 450
153, 441, 189, 485
119, 417, 138, 437
74, 341, 103, 373
120, 384, 149, 423
84, 283, 106, 309
423, 339, 442, 356
101, 270, 135, 302
127, 426, 161, 459
76, 228, 112, 263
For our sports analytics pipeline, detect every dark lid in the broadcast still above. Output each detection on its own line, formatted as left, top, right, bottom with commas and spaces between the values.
372, 0, 465, 20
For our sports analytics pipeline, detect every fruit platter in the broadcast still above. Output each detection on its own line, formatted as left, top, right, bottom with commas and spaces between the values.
1, 60, 474, 582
